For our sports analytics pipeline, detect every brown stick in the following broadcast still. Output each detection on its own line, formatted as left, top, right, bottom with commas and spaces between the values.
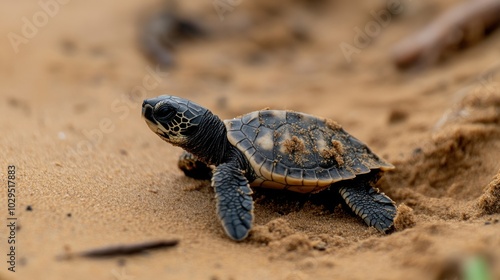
57, 239, 179, 260
391, 0, 500, 70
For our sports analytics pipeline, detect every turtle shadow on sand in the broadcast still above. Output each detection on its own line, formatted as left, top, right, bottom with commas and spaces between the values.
253, 179, 357, 217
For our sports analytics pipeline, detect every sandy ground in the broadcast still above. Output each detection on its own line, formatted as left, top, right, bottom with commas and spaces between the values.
1, 0, 500, 279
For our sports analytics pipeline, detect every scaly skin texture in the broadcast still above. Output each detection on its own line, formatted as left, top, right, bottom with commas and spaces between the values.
338, 171, 396, 233
183, 111, 232, 166
212, 162, 254, 241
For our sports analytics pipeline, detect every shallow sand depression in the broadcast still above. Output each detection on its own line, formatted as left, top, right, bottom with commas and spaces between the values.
1, 0, 500, 279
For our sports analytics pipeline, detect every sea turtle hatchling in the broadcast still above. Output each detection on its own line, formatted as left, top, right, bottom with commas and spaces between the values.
142, 95, 397, 241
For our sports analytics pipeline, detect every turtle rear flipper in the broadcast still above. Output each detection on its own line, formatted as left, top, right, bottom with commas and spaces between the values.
212, 162, 254, 241
178, 151, 212, 180
339, 179, 396, 233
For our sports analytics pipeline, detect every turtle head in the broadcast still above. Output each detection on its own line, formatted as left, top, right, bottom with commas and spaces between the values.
142, 95, 208, 146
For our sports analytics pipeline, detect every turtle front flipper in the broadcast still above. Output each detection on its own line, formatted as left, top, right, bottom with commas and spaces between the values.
212, 162, 254, 241
178, 151, 212, 180
338, 179, 396, 233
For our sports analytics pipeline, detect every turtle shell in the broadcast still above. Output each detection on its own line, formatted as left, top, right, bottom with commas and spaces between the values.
224, 110, 394, 193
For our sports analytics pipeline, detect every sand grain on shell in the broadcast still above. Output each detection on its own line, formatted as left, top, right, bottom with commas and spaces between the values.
283, 135, 310, 165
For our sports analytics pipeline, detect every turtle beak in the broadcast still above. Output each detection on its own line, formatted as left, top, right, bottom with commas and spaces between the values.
142, 101, 156, 124
142, 102, 162, 138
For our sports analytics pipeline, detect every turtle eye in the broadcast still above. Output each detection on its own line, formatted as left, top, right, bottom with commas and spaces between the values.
154, 104, 177, 122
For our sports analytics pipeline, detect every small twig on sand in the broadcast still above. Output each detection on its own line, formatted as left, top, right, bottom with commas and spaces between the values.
392, 0, 500, 70
57, 239, 179, 260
